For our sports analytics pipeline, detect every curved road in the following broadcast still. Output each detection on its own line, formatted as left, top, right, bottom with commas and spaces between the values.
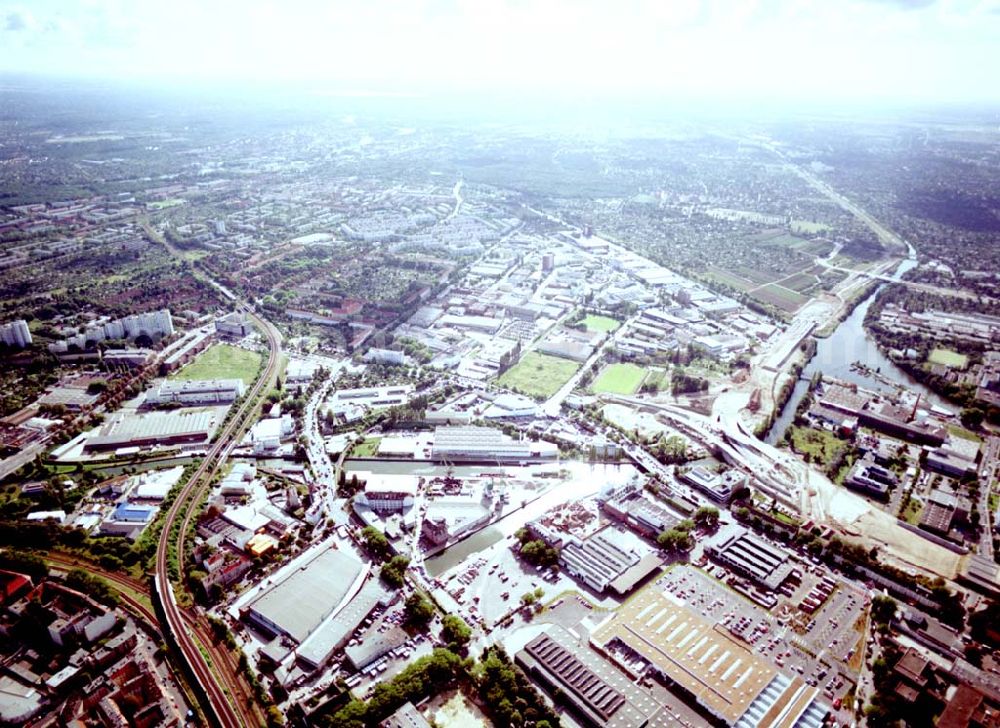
153, 305, 282, 728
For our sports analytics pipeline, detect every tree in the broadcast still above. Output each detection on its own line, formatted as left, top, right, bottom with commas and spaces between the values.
871, 595, 897, 626
960, 406, 986, 430
360, 526, 391, 562
441, 614, 472, 646
693, 506, 720, 531
404, 593, 435, 626
657, 528, 693, 553
380, 555, 410, 588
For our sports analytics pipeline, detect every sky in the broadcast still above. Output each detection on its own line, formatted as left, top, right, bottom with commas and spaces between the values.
1, 0, 999, 104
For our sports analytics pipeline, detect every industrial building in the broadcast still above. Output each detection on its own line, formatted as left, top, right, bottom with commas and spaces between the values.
558, 527, 663, 595
344, 626, 408, 671
925, 437, 980, 479
0, 319, 32, 348
285, 358, 319, 384
680, 466, 746, 503
602, 493, 681, 539
844, 458, 897, 499
145, 378, 246, 407
242, 547, 365, 645
381, 702, 431, 728
82, 408, 222, 452
353, 473, 418, 514
215, 311, 252, 338
102, 348, 154, 369
250, 415, 295, 454
421, 494, 493, 546
99, 502, 158, 539
431, 425, 544, 463
590, 583, 828, 727
295, 579, 394, 671
516, 627, 663, 728
704, 525, 795, 591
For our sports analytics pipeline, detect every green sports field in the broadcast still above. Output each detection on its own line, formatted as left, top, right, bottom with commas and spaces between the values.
590, 363, 646, 395
498, 352, 579, 399
170, 344, 262, 385
581, 315, 621, 333
928, 348, 968, 369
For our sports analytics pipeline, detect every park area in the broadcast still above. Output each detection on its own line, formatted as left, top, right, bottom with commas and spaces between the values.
581, 314, 621, 333
498, 352, 579, 399
789, 426, 848, 466
591, 363, 646, 395
170, 344, 262, 385
929, 348, 968, 369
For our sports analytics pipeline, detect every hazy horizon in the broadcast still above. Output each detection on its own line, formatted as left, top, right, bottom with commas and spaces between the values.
2, 0, 999, 106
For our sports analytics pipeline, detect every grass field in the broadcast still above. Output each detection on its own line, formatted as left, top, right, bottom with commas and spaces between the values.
790, 220, 831, 235
644, 369, 669, 392
581, 315, 621, 333
789, 426, 847, 465
171, 344, 262, 385
705, 267, 757, 292
947, 424, 983, 443
498, 352, 579, 399
929, 348, 968, 369
753, 284, 809, 313
352, 437, 382, 457
901, 497, 924, 525
778, 271, 820, 294
591, 363, 646, 395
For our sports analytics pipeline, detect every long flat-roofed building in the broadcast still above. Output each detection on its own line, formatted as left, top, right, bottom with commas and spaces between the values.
704, 525, 795, 591
431, 425, 532, 462
82, 408, 223, 452
296, 578, 392, 670
146, 378, 246, 406
517, 626, 664, 728
241, 547, 365, 643
591, 583, 828, 727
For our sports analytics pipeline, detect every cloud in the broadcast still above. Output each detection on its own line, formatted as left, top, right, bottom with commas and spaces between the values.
4, 9, 33, 31
861, 0, 937, 9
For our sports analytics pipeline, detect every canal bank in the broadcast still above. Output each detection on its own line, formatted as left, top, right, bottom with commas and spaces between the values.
766, 259, 949, 445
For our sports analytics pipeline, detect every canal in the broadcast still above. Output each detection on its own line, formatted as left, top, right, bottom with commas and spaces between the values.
766, 258, 950, 445
339, 460, 640, 577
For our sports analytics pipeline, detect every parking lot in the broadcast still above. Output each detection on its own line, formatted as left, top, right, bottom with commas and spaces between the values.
657, 566, 861, 707
434, 533, 621, 628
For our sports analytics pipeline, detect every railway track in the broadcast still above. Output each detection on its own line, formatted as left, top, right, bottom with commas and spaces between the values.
43, 553, 261, 724
152, 306, 281, 728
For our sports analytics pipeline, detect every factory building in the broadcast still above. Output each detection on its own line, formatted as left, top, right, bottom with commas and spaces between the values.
431, 425, 550, 463
242, 548, 365, 644
591, 582, 828, 727
82, 409, 220, 452
146, 378, 246, 407
704, 525, 795, 592
214, 311, 252, 338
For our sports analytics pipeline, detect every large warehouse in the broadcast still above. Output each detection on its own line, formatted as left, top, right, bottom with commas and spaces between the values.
145, 378, 246, 407
82, 408, 224, 452
241, 547, 365, 643
517, 626, 663, 728
431, 425, 557, 462
703, 524, 795, 592
591, 584, 828, 727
